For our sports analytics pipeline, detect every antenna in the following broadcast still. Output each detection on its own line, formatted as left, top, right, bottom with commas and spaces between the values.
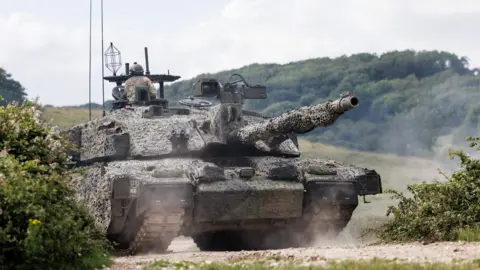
144, 47, 150, 75
101, 0, 105, 116
88, 0, 92, 121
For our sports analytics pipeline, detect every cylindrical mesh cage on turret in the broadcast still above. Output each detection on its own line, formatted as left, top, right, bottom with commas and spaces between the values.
105, 42, 122, 75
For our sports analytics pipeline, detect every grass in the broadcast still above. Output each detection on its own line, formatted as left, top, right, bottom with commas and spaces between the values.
144, 258, 480, 270
456, 229, 480, 242
41, 107, 103, 129
77, 251, 112, 270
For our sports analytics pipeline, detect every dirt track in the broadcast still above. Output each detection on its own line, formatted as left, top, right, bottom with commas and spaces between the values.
107, 237, 480, 269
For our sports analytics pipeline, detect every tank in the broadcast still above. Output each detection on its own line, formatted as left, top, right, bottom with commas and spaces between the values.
63, 44, 383, 255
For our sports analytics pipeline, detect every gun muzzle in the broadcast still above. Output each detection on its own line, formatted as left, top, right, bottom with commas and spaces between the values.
331, 94, 359, 114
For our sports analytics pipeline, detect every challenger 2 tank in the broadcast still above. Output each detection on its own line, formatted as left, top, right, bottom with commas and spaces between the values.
63, 44, 382, 255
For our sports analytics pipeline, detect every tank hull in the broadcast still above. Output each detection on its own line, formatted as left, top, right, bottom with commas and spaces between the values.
190, 178, 360, 251
73, 156, 380, 254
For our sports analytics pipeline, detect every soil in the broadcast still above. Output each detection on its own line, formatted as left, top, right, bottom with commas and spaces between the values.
106, 237, 480, 270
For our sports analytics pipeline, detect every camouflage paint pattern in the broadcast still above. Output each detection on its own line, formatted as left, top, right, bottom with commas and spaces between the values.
124, 76, 157, 102
233, 93, 358, 144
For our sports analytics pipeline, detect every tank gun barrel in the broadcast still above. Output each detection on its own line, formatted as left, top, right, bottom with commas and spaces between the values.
230, 92, 359, 144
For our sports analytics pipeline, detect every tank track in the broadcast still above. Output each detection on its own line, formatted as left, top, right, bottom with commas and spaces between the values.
121, 206, 185, 255
192, 205, 354, 251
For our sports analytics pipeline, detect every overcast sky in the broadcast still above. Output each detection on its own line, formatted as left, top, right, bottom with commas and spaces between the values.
1, 0, 479, 106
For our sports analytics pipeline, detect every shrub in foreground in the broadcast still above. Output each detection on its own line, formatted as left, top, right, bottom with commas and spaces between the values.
374, 137, 480, 242
0, 102, 111, 270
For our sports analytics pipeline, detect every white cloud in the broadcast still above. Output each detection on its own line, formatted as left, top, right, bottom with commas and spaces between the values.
0, 12, 90, 104
410, 0, 480, 15
170, 0, 480, 73
0, 0, 479, 106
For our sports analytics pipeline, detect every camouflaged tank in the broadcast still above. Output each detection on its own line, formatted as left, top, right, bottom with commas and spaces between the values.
63, 48, 382, 255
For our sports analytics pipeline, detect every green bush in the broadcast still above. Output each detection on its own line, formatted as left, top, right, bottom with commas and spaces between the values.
374, 136, 480, 242
0, 102, 111, 270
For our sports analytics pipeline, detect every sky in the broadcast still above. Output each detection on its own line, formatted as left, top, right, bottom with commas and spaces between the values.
1, 0, 479, 106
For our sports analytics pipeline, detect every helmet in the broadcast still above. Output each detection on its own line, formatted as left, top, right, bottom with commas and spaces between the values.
130, 62, 144, 75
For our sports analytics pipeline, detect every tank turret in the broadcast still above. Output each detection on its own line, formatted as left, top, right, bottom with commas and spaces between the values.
187, 74, 358, 156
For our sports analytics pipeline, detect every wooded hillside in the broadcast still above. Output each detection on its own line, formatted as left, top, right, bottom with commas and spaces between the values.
164, 50, 480, 157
